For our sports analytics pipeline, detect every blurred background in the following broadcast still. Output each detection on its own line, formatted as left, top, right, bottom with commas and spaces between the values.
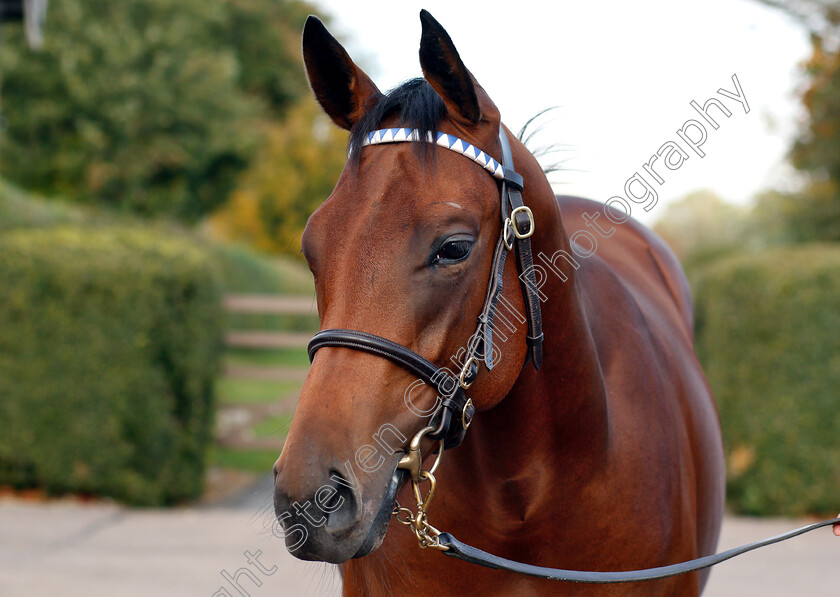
0, 1, 837, 595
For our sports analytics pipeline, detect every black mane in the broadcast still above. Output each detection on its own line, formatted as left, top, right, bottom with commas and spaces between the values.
348, 78, 446, 167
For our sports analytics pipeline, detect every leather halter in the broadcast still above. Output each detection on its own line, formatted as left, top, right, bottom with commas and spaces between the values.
308, 127, 543, 450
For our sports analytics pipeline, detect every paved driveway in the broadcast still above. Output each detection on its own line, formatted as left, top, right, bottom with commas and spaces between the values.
1, 482, 837, 596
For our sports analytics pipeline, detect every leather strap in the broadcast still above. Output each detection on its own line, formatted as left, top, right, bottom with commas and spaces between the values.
308, 329, 443, 382
476, 235, 509, 370
498, 130, 543, 369
308, 329, 474, 449
438, 517, 840, 583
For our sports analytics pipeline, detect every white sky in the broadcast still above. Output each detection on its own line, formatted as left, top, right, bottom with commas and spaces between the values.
312, 0, 810, 224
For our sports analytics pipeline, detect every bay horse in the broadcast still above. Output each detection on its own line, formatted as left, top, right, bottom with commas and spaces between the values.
273, 10, 725, 596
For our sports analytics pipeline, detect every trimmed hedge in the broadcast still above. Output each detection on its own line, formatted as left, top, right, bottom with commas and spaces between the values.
0, 178, 89, 231
1, 177, 312, 295
693, 245, 840, 516
206, 242, 314, 295
0, 227, 223, 505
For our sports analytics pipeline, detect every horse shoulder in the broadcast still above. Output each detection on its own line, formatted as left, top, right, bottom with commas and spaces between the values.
555, 194, 695, 342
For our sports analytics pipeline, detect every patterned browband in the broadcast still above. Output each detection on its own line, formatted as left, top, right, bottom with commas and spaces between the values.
361, 128, 507, 181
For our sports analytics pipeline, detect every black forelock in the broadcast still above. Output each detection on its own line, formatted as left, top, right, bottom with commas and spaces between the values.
348, 78, 446, 167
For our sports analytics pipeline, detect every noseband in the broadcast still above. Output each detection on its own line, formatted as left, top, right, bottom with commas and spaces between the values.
308, 127, 544, 450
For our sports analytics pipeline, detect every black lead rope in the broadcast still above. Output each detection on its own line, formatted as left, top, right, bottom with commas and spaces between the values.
437, 518, 840, 583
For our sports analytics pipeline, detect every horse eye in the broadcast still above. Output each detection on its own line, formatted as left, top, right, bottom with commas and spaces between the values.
432, 238, 473, 266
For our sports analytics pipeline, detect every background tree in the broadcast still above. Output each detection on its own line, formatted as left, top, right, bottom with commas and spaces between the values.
758, 0, 839, 48
0, 0, 314, 221
208, 100, 348, 257
223, 0, 313, 117
756, 0, 840, 242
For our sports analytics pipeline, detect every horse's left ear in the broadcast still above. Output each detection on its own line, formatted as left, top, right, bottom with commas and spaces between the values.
420, 10, 499, 125
302, 16, 383, 130
419, 10, 495, 126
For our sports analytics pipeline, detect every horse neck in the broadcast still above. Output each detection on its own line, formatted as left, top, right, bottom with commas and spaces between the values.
451, 143, 610, 480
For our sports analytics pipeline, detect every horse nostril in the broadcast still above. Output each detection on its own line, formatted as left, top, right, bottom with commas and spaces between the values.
324, 469, 359, 533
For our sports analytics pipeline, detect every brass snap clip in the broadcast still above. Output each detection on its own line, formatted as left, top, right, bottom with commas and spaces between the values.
393, 425, 449, 551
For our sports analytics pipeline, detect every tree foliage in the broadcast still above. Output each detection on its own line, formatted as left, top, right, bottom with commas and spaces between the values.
223, 0, 313, 117
757, 0, 840, 48
755, 0, 840, 242
791, 43, 840, 183
208, 100, 348, 257
0, 0, 313, 221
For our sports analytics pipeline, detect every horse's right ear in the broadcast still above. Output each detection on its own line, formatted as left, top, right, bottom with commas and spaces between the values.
302, 16, 383, 130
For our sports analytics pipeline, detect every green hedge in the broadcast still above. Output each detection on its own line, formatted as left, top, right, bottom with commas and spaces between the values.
0, 178, 90, 231
693, 245, 840, 516
0, 176, 313, 296
0, 227, 223, 505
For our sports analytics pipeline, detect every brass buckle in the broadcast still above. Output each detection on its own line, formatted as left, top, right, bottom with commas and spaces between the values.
458, 356, 478, 389
461, 398, 474, 430
510, 205, 535, 239
503, 218, 515, 250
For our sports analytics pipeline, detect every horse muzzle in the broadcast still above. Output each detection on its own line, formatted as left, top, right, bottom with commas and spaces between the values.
273, 456, 405, 563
